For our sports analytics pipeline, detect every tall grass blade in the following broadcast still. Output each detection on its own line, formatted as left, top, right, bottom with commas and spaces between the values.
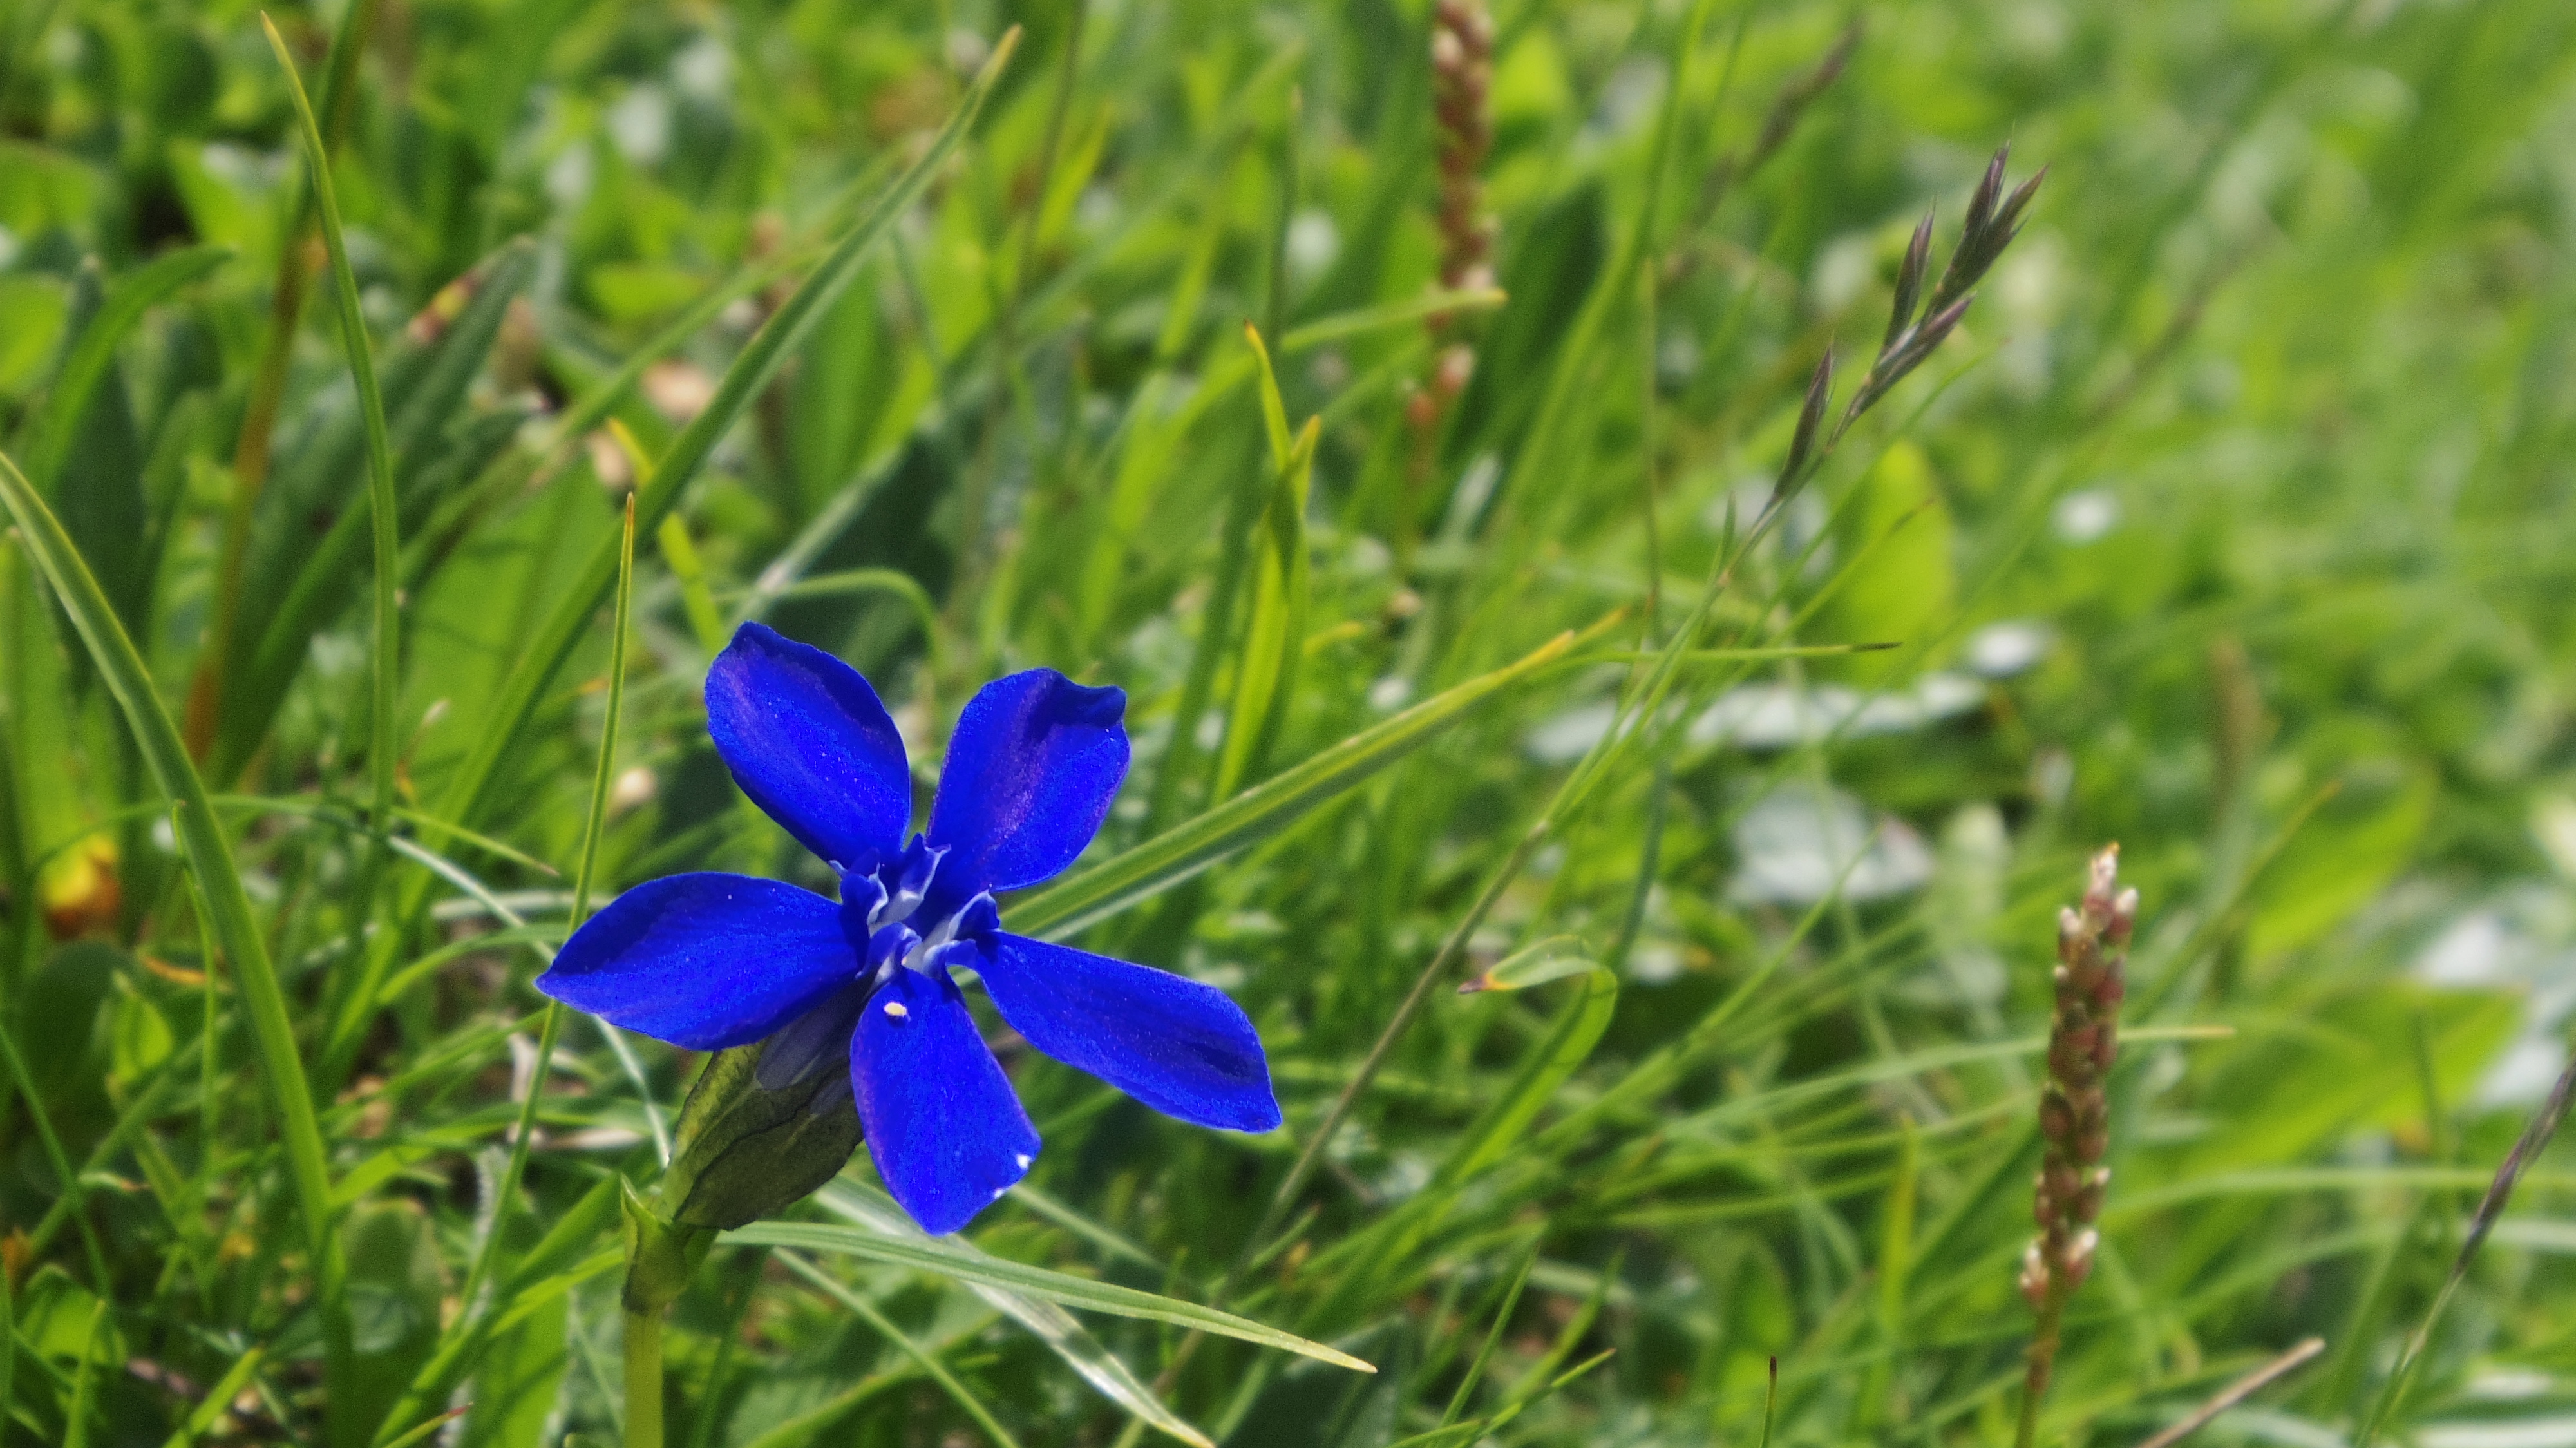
260, 14, 402, 842
727, 1221, 1375, 1372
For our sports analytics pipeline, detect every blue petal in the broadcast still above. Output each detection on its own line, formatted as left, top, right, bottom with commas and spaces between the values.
754, 980, 869, 1090
927, 670, 1128, 902
706, 622, 912, 872
539, 873, 853, 1051
978, 933, 1281, 1133
850, 963, 1040, 1234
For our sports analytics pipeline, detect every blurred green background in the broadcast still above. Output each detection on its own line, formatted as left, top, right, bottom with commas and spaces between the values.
3, 0, 2575, 1445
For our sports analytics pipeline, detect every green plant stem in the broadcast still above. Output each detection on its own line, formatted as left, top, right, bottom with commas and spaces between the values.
626, 1306, 665, 1448
2016, 1273, 2070, 1448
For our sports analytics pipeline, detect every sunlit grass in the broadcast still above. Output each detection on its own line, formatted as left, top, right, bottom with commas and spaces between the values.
1, 1, 2574, 1445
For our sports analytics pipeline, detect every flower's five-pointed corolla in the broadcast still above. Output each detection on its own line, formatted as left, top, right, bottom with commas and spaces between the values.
540, 624, 1281, 1234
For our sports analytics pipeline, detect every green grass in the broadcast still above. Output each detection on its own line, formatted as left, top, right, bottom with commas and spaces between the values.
3, 1, 2575, 1445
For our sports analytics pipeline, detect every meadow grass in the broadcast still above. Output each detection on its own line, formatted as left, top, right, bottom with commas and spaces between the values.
2, 1, 2575, 1445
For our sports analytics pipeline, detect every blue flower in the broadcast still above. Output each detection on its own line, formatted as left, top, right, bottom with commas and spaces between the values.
538, 622, 1281, 1234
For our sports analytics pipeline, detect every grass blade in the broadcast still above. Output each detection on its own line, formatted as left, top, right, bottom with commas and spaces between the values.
158, 1347, 266, 1448
1439, 1242, 1538, 1428
815, 1183, 1212, 1447
726, 1221, 1375, 1373
261, 14, 402, 843
1011, 622, 1593, 940
1211, 406, 1317, 801
455, 493, 636, 1343
2356, 1053, 2576, 1447
1439, 966, 1617, 1186
775, 1249, 1025, 1448
2139, 1338, 2324, 1448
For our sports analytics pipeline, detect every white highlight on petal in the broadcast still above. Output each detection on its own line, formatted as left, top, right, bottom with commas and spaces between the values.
1014, 1154, 1032, 1169
883, 1001, 909, 1020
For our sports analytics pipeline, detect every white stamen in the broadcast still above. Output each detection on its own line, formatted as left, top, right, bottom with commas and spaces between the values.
882, 1001, 909, 1020
871, 846, 947, 931
905, 911, 960, 971
1014, 1154, 1032, 1170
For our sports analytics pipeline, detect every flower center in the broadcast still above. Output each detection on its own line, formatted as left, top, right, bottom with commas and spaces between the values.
838, 840, 999, 984
865, 841, 946, 933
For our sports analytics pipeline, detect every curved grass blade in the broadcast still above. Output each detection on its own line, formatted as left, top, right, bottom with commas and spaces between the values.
21, 246, 230, 493
1456, 935, 1595, 994
726, 1220, 1375, 1373
1011, 622, 1595, 941
0, 444, 348, 1400
0, 1016, 111, 1288
775, 1250, 1025, 1448
377, 1409, 469, 1448
1441, 966, 1618, 1185
261, 15, 401, 846
1439, 1241, 1537, 1428
157, 1346, 265, 1448
1210, 409, 1318, 801
453, 491, 636, 1355
815, 1183, 1211, 1447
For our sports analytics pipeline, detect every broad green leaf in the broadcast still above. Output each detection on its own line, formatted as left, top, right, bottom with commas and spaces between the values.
107, 989, 173, 1089
225, 406, 528, 784
46, 265, 146, 647
2246, 764, 2436, 960
0, 274, 68, 393
454, 1281, 567, 1448
2180, 982, 2520, 1178
1812, 441, 1953, 685
726, 1220, 1375, 1373
376, 1183, 621, 1447
343, 1201, 449, 1434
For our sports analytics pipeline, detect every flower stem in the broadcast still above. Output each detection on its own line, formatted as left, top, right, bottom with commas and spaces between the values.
625, 1306, 665, 1448
2014, 1274, 2069, 1448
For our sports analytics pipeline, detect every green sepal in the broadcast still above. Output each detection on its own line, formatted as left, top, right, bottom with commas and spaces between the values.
620, 1178, 712, 1315
659, 1041, 865, 1232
